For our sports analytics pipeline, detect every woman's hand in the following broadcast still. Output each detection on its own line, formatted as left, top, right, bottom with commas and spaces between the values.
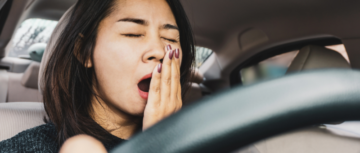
142, 45, 182, 130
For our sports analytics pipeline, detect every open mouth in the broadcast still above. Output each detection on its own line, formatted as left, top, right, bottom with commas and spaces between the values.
138, 73, 152, 93
138, 77, 151, 92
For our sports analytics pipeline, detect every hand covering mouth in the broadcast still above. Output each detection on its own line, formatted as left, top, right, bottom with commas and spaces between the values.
138, 73, 152, 92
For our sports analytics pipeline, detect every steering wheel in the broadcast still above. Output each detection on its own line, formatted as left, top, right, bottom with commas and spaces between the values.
110, 69, 360, 153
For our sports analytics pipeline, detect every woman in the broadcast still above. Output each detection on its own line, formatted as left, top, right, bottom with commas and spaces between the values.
0, 0, 195, 152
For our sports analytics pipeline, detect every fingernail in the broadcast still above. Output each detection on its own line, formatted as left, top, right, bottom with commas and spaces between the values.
157, 63, 162, 73
166, 45, 172, 51
169, 50, 174, 59
175, 49, 179, 59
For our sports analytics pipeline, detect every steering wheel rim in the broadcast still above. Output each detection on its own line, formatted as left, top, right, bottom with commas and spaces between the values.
111, 69, 360, 153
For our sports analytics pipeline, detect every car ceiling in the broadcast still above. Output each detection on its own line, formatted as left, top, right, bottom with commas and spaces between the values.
2, 0, 360, 91
24, 0, 75, 20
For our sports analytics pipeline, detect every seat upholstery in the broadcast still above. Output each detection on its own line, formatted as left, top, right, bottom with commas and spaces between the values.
0, 6, 74, 142
7, 72, 42, 102
0, 62, 42, 103
0, 102, 46, 141
0, 70, 8, 102
21, 62, 40, 90
6, 62, 42, 102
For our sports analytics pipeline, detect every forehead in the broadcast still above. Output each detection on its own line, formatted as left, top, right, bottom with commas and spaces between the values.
110, 0, 176, 24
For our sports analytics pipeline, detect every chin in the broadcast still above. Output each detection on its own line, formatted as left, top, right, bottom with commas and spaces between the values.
127, 99, 147, 116
128, 108, 145, 117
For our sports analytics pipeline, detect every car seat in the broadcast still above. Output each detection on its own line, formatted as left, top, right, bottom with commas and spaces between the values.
0, 5, 73, 141
0, 42, 47, 103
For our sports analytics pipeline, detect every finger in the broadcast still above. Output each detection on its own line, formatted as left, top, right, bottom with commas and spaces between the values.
174, 48, 181, 72
172, 48, 181, 100
160, 45, 173, 105
148, 63, 162, 107
171, 49, 180, 104
174, 48, 182, 102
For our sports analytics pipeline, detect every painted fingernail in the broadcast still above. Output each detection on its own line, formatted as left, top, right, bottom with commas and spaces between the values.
175, 48, 179, 59
157, 63, 162, 73
166, 45, 172, 51
169, 50, 174, 59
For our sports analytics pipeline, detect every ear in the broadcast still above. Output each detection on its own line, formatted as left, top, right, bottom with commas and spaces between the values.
74, 33, 92, 68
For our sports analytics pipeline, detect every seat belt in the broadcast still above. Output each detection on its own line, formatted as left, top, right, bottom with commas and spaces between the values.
0, 69, 8, 102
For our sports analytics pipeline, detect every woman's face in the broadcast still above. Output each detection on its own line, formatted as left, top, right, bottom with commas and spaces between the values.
92, 0, 183, 116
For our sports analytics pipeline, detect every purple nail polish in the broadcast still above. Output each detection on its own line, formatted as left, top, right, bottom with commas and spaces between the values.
175, 49, 179, 59
169, 50, 174, 59
158, 63, 162, 73
166, 45, 172, 51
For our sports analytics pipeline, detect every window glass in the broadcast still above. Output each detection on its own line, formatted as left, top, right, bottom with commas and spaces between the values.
241, 51, 299, 85
195, 46, 212, 68
240, 44, 349, 85
326, 44, 349, 63
7, 18, 58, 58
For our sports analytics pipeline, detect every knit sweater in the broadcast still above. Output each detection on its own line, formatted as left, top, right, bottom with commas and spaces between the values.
0, 123, 125, 153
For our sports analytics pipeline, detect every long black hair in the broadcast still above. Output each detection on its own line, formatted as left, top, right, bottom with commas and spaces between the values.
43, 0, 195, 145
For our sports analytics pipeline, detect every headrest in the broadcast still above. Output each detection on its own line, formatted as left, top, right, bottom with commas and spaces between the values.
21, 62, 40, 89
27, 43, 46, 62
0, 102, 46, 141
38, 5, 74, 93
286, 45, 350, 74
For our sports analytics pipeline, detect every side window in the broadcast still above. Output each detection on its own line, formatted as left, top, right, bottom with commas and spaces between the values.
241, 51, 298, 85
195, 46, 212, 68
6, 18, 58, 59
240, 44, 349, 85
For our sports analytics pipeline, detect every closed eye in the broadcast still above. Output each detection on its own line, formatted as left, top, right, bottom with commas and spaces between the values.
162, 37, 178, 43
122, 34, 143, 38
122, 34, 177, 43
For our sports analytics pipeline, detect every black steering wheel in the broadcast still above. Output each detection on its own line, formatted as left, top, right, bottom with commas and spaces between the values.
110, 69, 360, 153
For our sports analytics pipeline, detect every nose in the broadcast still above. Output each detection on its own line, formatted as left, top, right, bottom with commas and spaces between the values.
142, 39, 166, 63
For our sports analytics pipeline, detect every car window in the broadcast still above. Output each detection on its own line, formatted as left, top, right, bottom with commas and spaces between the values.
6, 18, 58, 58
241, 50, 299, 85
195, 46, 212, 68
240, 44, 349, 85
325, 44, 349, 63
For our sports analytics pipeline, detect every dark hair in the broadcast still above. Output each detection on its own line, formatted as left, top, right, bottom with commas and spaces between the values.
43, 0, 195, 145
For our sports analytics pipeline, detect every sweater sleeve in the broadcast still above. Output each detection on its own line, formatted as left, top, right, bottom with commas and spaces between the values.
0, 123, 59, 153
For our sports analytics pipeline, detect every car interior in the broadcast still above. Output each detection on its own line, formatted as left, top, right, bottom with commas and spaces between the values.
1, 0, 360, 152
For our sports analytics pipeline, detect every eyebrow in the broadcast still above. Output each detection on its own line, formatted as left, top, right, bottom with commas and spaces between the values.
118, 18, 179, 31
163, 24, 179, 31
118, 18, 147, 25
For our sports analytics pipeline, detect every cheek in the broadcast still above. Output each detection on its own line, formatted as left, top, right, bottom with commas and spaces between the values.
94, 41, 136, 74
94, 30, 140, 72
92, 35, 139, 96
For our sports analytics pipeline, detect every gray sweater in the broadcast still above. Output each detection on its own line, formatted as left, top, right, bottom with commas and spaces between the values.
0, 123, 124, 153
